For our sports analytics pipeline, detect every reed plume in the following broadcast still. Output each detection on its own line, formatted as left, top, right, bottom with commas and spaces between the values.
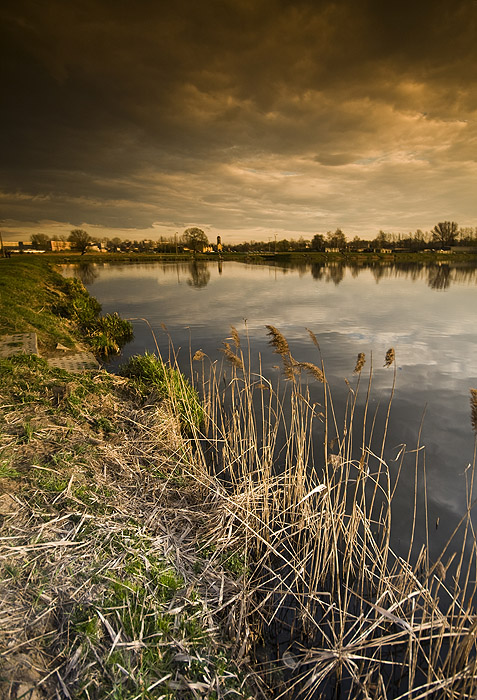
266, 324, 291, 357
294, 361, 325, 383
306, 327, 320, 350
354, 352, 366, 374
384, 347, 395, 367
220, 341, 244, 370
230, 326, 241, 348
193, 349, 206, 361
470, 388, 477, 433
266, 325, 296, 380
192, 326, 477, 699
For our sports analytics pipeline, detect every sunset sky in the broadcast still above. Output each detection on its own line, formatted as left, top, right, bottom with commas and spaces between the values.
1, 0, 477, 243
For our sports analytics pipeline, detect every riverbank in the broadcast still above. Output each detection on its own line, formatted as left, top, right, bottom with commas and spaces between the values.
0, 258, 262, 699
2, 257, 477, 699
9, 248, 477, 266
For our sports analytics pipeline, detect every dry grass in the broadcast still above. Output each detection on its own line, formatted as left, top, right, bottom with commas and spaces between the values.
220, 341, 244, 370
187, 327, 477, 699
3, 325, 477, 699
0, 358, 262, 699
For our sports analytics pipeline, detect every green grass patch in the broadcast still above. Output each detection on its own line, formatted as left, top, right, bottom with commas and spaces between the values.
0, 257, 81, 349
0, 460, 21, 479
120, 352, 204, 430
0, 354, 57, 406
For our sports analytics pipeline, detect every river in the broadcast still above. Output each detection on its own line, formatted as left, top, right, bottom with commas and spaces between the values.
65, 258, 477, 565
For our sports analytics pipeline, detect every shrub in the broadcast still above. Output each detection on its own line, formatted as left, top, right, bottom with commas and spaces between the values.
86, 313, 133, 356
54, 280, 132, 356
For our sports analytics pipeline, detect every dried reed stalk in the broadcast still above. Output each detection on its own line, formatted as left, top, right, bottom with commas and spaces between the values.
266, 324, 291, 358
306, 327, 320, 350
266, 325, 298, 380
195, 326, 477, 700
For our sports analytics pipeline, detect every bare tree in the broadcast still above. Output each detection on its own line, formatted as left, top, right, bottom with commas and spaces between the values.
432, 221, 458, 246
68, 229, 92, 254
31, 233, 51, 250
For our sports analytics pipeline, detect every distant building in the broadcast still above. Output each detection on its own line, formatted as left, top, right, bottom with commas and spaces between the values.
217, 235, 223, 252
16, 242, 45, 253
50, 240, 72, 251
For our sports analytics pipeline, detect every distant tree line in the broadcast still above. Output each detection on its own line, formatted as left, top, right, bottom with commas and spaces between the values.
30, 228, 212, 254
227, 222, 477, 253
29, 222, 477, 254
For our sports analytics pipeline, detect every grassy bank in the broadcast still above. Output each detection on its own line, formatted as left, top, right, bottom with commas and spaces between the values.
0, 356, 259, 699
26, 249, 477, 265
2, 258, 477, 699
0, 260, 261, 698
0, 257, 132, 356
0, 257, 83, 351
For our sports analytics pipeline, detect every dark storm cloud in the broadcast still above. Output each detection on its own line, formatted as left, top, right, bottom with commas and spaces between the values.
1, 0, 477, 240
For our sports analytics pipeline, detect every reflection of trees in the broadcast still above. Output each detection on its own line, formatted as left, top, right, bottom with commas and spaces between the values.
310, 263, 324, 280
326, 264, 345, 286
371, 264, 386, 283
454, 266, 477, 285
74, 263, 99, 285
406, 264, 423, 282
263, 259, 477, 289
428, 264, 451, 290
294, 261, 308, 277
187, 261, 211, 289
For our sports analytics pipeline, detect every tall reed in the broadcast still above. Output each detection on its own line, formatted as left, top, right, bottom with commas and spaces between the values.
175, 326, 477, 698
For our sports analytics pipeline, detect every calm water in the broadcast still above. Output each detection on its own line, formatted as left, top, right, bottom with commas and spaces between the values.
66, 259, 477, 562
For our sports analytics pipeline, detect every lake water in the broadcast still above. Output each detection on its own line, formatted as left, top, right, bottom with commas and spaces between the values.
67, 259, 477, 564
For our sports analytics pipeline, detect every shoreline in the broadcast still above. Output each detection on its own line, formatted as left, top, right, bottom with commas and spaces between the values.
2, 257, 477, 699
4, 248, 477, 266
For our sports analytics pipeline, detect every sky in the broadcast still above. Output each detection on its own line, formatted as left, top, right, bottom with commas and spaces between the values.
1, 0, 477, 244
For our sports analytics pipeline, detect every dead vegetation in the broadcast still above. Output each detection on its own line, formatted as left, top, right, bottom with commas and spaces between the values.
2, 316, 477, 700
189, 326, 477, 699
0, 356, 261, 699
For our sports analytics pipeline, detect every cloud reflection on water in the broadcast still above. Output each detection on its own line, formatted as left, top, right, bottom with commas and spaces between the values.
66, 259, 477, 561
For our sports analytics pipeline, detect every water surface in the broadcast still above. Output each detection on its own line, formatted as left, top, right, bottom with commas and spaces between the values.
66, 259, 477, 562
